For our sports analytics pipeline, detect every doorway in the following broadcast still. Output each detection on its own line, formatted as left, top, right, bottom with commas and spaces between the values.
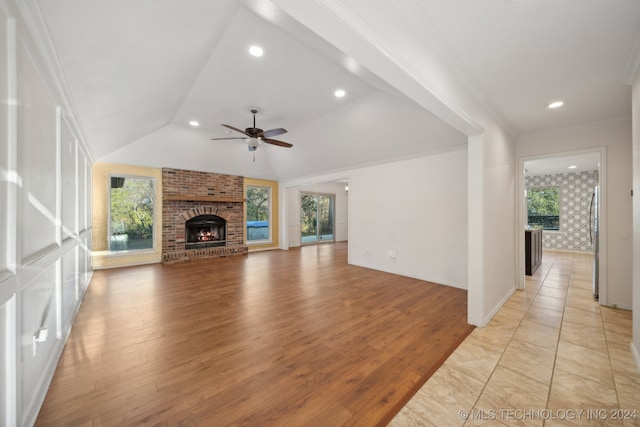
300, 192, 335, 244
519, 149, 605, 301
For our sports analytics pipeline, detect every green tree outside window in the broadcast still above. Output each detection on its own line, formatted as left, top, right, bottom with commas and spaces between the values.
527, 187, 560, 230
246, 186, 270, 242
110, 176, 154, 251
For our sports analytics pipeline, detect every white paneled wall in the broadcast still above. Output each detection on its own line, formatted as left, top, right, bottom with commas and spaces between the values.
17, 41, 59, 263
0, 1, 93, 426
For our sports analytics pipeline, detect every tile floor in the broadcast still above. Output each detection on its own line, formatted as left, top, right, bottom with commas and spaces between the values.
390, 251, 640, 426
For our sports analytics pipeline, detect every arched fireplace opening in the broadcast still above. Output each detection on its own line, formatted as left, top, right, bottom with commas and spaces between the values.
185, 214, 227, 249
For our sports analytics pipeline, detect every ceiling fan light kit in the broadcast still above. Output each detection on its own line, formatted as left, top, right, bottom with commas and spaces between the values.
210, 108, 293, 159
247, 137, 260, 151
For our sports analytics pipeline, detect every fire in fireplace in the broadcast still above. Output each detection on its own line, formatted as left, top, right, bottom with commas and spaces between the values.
185, 215, 227, 249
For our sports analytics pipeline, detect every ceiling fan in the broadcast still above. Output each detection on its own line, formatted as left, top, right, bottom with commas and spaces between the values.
211, 108, 293, 152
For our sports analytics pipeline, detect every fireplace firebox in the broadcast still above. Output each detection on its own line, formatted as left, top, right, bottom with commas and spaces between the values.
185, 215, 227, 249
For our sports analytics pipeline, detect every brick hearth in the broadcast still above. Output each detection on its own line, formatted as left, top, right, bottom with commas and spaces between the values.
162, 168, 248, 263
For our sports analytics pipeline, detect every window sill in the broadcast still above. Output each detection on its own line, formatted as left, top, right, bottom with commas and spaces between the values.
248, 240, 273, 246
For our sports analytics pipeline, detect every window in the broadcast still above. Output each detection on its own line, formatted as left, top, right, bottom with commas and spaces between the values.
109, 175, 155, 251
246, 185, 271, 243
300, 192, 335, 244
527, 187, 560, 230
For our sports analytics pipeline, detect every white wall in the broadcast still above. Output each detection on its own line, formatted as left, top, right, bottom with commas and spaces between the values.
350, 147, 468, 288
0, 2, 93, 426
286, 181, 348, 248
282, 146, 468, 289
517, 119, 633, 309
468, 127, 517, 324
632, 69, 640, 368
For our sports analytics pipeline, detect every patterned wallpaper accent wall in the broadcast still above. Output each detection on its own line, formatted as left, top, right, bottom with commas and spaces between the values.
526, 171, 599, 253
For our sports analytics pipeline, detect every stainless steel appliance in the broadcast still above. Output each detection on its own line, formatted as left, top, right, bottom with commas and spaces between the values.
589, 186, 599, 299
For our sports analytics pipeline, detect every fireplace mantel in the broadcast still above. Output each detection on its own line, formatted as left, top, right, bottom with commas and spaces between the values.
163, 195, 245, 203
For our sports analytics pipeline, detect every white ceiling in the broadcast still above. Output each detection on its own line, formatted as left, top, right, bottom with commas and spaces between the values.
32, 0, 640, 181
413, 0, 640, 134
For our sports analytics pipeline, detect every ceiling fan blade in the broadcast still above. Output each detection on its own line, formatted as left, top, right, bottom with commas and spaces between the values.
221, 124, 250, 136
260, 128, 288, 138
263, 138, 293, 148
210, 137, 248, 140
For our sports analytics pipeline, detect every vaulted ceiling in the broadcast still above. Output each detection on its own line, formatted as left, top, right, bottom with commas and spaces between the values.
32, 0, 640, 181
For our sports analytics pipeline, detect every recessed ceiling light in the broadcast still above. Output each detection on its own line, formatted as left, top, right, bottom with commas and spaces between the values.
249, 45, 263, 57
547, 100, 564, 109
568, 165, 577, 169
189, 120, 199, 127
334, 89, 346, 98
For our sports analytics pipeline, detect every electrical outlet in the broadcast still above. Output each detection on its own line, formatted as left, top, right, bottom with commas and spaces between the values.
388, 250, 397, 259
33, 326, 49, 356
365, 248, 370, 255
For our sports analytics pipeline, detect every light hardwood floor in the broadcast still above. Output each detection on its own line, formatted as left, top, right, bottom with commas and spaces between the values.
35, 242, 474, 426
391, 250, 640, 427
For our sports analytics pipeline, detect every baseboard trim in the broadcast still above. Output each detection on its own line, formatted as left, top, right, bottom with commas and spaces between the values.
631, 341, 640, 371
481, 286, 516, 327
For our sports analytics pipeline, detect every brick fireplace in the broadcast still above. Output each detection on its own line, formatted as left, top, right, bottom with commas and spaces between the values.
162, 168, 248, 263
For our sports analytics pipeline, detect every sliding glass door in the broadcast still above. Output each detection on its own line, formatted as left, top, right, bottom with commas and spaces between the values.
301, 192, 335, 244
